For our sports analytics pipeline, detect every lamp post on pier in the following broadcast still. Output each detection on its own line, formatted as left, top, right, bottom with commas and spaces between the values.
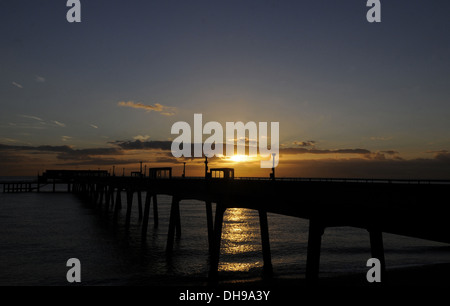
270, 153, 276, 181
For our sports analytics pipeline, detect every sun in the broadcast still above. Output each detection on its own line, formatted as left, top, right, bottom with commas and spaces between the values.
220, 154, 259, 164
229, 155, 249, 162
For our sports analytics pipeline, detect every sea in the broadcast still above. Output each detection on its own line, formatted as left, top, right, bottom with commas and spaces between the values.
1, 177, 450, 286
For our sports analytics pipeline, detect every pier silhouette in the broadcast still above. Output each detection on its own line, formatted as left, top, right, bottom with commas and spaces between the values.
2, 168, 450, 283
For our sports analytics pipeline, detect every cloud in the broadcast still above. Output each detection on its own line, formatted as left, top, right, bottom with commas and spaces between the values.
57, 157, 138, 167
282, 156, 450, 180
112, 139, 372, 159
133, 135, 151, 141
35, 75, 46, 83
293, 140, 316, 147
61, 136, 72, 142
370, 136, 393, 141
365, 150, 403, 161
20, 115, 43, 121
0, 137, 19, 143
89, 124, 98, 129
118, 101, 176, 116
380, 150, 399, 155
427, 150, 449, 154
2, 140, 450, 179
118, 101, 163, 111
56, 147, 122, 161
427, 150, 450, 161
12, 82, 23, 88
111, 140, 172, 151
111, 140, 373, 162
0, 143, 121, 160
0, 144, 73, 153
281, 147, 404, 162
12, 115, 67, 130
280, 147, 371, 155
53, 121, 66, 127
0, 142, 178, 172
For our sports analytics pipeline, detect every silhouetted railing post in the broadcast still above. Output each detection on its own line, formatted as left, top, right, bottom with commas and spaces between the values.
204, 156, 210, 179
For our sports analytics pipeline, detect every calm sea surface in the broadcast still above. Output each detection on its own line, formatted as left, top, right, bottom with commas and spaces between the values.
1, 178, 449, 286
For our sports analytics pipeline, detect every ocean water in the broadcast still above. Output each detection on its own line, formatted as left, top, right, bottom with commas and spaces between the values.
0, 181, 449, 286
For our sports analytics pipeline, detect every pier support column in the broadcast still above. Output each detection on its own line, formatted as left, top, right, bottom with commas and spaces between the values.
166, 196, 181, 253
175, 201, 181, 238
153, 194, 159, 228
105, 186, 111, 208
125, 190, 134, 229
205, 201, 214, 254
89, 184, 93, 202
208, 203, 226, 282
137, 191, 143, 220
94, 184, 100, 206
306, 219, 324, 282
113, 189, 121, 222
98, 185, 104, 208
258, 209, 273, 277
110, 187, 115, 209
368, 228, 386, 282
142, 191, 152, 238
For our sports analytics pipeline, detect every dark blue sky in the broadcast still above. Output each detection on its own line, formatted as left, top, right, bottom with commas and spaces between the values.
1, 0, 450, 174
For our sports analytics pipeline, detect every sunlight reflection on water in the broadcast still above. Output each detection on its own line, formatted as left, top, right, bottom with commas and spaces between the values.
219, 208, 263, 272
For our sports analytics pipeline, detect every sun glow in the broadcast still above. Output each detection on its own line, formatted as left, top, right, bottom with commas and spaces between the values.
220, 154, 260, 164
229, 154, 250, 162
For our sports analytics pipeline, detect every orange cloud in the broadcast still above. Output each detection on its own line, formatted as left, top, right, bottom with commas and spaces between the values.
118, 101, 176, 116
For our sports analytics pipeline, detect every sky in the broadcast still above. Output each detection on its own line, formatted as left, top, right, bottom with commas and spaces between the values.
1, 0, 450, 178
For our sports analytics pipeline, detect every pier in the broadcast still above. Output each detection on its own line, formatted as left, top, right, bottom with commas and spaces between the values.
2, 182, 35, 193
2, 169, 450, 283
